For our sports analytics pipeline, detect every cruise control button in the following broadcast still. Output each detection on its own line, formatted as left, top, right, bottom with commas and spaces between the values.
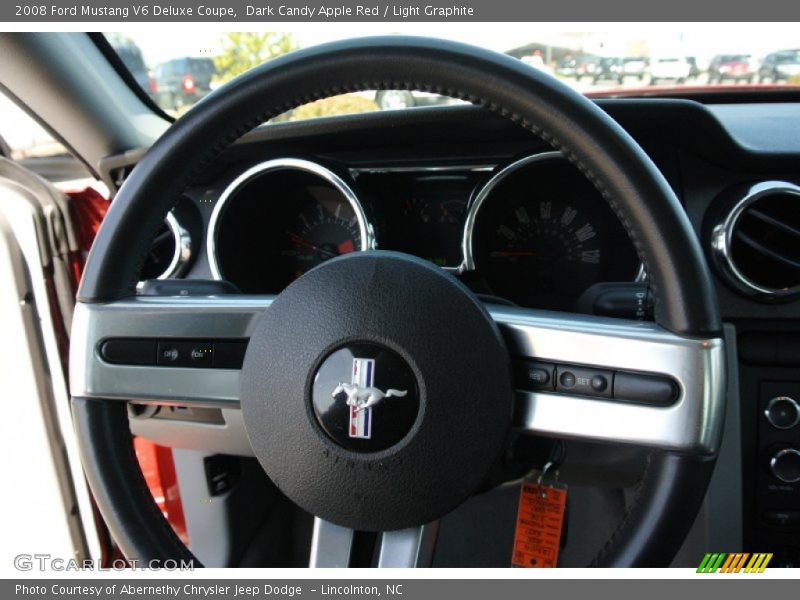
555, 366, 612, 398
591, 375, 608, 392
189, 344, 213, 367
514, 361, 555, 391
157, 342, 213, 367
158, 344, 180, 364
613, 372, 678, 406
559, 371, 576, 388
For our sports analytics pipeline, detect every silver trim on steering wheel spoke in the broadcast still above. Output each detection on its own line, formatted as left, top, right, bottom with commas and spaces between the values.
309, 518, 355, 568
489, 306, 726, 455
69, 296, 274, 408
308, 518, 439, 568
377, 522, 440, 568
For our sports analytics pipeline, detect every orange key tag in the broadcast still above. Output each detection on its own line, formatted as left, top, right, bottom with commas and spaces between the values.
511, 479, 568, 568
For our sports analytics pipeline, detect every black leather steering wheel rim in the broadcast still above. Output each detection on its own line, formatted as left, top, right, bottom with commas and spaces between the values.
72, 36, 722, 567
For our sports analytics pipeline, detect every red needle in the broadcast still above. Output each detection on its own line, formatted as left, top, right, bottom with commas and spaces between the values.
286, 232, 314, 249
286, 232, 337, 258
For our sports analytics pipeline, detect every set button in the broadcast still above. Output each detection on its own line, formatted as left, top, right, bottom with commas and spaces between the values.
515, 359, 678, 406
556, 366, 612, 398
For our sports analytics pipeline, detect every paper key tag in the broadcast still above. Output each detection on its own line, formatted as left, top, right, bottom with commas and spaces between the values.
511, 481, 568, 568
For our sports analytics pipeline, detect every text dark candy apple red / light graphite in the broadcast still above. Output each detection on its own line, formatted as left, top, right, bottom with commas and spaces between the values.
245, 4, 476, 18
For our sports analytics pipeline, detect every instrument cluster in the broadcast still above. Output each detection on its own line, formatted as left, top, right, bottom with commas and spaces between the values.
204, 153, 641, 310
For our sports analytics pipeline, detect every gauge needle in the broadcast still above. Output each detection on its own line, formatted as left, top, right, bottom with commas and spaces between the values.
286, 231, 337, 258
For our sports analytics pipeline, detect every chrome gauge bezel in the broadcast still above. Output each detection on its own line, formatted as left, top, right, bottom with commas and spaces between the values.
137, 211, 192, 285
460, 151, 563, 273
207, 158, 375, 281
460, 151, 645, 280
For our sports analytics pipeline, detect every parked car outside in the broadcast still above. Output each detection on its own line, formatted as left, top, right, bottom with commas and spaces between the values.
373, 90, 458, 110
592, 57, 624, 84
555, 56, 578, 77
758, 49, 800, 82
621, 57, 648, 81
708, 54, 755, 83
153, 57, 216, 111
575, 55, 600, 80
649, 57, 692, 85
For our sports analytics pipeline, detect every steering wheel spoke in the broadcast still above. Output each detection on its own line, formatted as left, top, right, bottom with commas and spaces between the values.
309, 518, 355, 568
377, 522, 440, 568
70, 295, 273, 407
310, 518, 439, 568
490, 305, 725, 455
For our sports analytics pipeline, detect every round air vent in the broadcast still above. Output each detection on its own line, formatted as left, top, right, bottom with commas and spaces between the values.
139, 212, 191, 281
710, 181, 800, 301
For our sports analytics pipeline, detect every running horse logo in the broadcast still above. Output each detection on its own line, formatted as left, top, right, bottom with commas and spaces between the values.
333, 357, 407, 439
332, 382, 408, 413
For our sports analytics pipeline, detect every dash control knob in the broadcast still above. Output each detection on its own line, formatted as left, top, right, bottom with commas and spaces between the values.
765, 396, 800, 430
770, 448, 800, 484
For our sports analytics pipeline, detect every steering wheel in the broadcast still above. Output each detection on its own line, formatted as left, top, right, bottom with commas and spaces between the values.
70, 37, 725, 568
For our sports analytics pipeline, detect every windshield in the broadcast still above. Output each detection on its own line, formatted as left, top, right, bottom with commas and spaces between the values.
106, 25, 800, 122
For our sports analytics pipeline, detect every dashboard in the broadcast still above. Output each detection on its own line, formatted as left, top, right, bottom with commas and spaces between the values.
120, 100, 800, 566
174, 151, 641, 312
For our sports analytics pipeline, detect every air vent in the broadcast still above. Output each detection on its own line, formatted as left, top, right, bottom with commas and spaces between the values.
711, 182, 800, 301
139, 213, 191, 281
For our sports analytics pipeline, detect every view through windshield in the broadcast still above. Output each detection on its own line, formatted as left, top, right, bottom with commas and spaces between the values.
107, 25, 800, 121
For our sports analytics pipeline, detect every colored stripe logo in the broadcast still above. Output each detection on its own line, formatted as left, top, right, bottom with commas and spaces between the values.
349, 358, 374, 439
697, 553, 773, 573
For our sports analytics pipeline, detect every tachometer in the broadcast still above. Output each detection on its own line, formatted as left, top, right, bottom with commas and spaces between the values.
209, 159, 372, 293
470, 154, 639, 310
280, 198, 362, 280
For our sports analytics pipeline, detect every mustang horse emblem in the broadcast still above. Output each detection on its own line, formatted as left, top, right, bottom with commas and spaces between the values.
332, 382, 408, 413
335, 357, 407, 439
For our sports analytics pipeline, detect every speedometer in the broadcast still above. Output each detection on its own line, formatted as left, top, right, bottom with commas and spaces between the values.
469, 153, 639, 310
